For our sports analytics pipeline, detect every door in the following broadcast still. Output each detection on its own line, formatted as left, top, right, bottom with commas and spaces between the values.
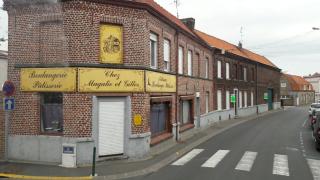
268, 88, 273, 110
98, 97, 125, 156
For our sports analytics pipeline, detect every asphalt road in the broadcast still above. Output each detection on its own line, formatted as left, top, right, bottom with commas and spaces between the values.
127, 107, 320, 180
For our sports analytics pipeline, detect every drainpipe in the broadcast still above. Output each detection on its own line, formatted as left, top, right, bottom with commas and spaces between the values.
255, 62, 259, 114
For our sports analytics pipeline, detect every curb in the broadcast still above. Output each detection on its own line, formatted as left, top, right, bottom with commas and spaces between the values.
95, 109, 284, 179
0, 173, 92, 180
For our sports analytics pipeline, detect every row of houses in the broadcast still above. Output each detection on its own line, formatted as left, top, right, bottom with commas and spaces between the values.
0, 0, 282, 165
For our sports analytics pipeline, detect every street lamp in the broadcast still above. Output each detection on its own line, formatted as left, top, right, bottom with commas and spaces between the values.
312, 27, 320, 30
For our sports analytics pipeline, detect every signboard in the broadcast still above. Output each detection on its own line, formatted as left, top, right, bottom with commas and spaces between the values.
146, 71, 176, 92
4, 97, 14, 111
78, 68, 144, 92
264, 93, 269, 100
63, 146, 75, 154
100, 24, 123, 64
230, 94, 236, 103
20, 68, 77, 92
133, 114, 142, 126
2, 80, 15, 96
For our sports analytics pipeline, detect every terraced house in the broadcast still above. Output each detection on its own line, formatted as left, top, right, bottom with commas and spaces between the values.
2, 0, 280, 166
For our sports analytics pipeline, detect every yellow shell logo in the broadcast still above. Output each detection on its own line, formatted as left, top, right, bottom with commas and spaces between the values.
103, 35, 120, 54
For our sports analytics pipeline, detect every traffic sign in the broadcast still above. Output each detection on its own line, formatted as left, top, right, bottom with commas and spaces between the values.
2, 80, 15, 97
4, 98, 14, 111
231, 94, 236, 103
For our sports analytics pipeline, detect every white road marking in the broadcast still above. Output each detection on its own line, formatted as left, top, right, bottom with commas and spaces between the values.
273, 154, 290, 176
201, 150, 230, 168
307, 159, 320, 180
235, 151, 257, 172
171, 149, 204, 166
302, 118, 308, 128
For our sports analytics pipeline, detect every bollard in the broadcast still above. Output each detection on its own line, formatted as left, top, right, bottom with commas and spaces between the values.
92, 147, 96, 176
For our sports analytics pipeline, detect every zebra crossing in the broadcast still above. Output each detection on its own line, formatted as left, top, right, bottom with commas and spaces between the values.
171, 149, 320, 178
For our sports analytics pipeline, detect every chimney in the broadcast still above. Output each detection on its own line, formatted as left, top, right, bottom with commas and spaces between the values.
180, 18, 195, 30
238, 41, 243, 49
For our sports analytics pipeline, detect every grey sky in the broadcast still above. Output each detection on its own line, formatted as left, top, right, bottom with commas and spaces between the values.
0, 0, 319, 76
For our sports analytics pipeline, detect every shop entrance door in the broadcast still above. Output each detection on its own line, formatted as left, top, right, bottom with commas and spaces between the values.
98, 97, 125, 156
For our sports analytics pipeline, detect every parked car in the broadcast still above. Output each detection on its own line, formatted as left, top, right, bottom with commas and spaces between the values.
313, 110, 320, 150
310, 110, 317, 130
309, 103, 320, 116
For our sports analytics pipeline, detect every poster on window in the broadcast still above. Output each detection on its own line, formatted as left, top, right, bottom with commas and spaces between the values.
20, 68, 77, 92
100, 24, 123, 64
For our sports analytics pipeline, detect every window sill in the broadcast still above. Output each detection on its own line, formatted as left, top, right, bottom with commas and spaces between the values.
40, 132, 63, 136
150, 132, 173, 146
180, 123, 195, 133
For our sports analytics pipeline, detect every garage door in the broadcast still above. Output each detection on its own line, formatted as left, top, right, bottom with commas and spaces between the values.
98, 97, 125, 156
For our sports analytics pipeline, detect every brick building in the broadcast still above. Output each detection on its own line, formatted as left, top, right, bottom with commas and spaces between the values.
3, 0, 280, 165
281, 74, 315, 106
196, 30, 281, 120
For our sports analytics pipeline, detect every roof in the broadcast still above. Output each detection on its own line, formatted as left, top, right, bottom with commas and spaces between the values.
195, 30, 278, 69
134, 0, 197, 38
283, 74, 314, 91
304, 72, 320, 78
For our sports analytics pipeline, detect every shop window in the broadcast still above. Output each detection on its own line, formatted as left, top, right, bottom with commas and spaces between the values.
150, 33, 158, 69
178, 46, 184, 74
163, 39, 170, 72
40, 93, 63, 133
180, 100, 193, 125
150, 102, 170, 137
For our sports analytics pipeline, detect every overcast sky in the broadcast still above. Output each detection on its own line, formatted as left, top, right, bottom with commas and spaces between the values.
0, 0, 319, 76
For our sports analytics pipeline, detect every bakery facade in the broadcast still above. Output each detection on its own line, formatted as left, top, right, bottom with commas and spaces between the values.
3, 0, 280, 165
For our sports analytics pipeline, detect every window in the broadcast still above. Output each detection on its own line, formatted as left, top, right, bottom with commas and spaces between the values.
187, 50, 192, 76
251, 92, 254, 106
205, 92, 209, 113
226, 63, 230, 79
226, 90, 230, 110
233, 64, 238, 79
181, 100, 193, 125
163, 39, 170, 71
217, 61, 222, 78
205, 57, 209, 78
239, 91, 243, 108
243, 67, 247, 81
150, 33, 158, 69
217, 90, 222, 110
178, 46, 183, 74
40, 93, 63, 133
244, 91, 248, 107
151, 102, 170, 137
281, 83, 287, 88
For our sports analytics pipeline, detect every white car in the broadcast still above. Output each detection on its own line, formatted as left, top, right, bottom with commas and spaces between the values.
309, 103, 320, 116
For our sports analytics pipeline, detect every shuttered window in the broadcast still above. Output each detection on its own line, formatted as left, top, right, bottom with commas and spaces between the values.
178, 46, 183, 74
217, 90, 222, 110
181, 100, 192, 124
163, 39, 170, 72
150, 33, 158, 69
40, 93, 63, 133
150, 102, 170, 137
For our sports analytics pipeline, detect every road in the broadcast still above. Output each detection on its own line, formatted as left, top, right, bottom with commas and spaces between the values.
127, 107, 320, 180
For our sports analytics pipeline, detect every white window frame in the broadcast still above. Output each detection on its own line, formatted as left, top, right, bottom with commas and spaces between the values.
251, 92, 254, 106
243, 67, 247, 81
226, 90, 230, 110
205, 57, 209, 79
217, 90, 222, 111
178, 46, 183, 74
217, 61, 222, 78
150, 33, 158, 69
244, 91, 248, 108
187, 50, 192, 76
163, 39, 170, 72
281, 83, 287, 88
205, 92, 209, 113
226, 62, 230, 80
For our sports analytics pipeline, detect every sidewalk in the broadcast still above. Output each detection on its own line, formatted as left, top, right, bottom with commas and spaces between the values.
0, 109, 284, 180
